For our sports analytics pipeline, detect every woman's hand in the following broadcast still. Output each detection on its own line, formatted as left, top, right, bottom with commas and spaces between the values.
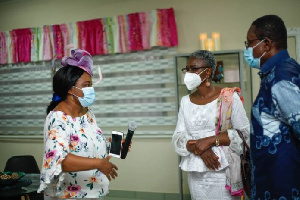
98, 156, 118, 181
108, 137, 132, 152
121, 139, 132, 152
199, 148, 220, 170
186, 140, 197, 153
193, 137, 215, 155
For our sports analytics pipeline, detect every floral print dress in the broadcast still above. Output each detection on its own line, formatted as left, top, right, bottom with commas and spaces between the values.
38, 109, 110, 198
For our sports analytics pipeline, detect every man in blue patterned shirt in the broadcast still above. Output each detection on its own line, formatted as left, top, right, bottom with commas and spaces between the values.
244, 15, 300, 199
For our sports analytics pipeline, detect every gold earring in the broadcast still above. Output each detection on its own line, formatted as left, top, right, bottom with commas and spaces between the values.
206, 79, 211, 87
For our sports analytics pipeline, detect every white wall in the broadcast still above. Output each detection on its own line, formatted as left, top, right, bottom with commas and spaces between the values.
1, 0, 300, 194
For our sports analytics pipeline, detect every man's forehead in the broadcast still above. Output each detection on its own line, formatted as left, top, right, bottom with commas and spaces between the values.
247, 26, 257, 38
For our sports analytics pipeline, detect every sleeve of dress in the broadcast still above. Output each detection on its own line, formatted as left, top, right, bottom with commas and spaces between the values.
172, 97, 192, 156
271, 80, 300, 140
227, 93, 250, 155
38, 112, 70, 193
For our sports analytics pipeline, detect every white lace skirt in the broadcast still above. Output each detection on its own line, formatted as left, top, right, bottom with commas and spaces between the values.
187, 170, 240, 200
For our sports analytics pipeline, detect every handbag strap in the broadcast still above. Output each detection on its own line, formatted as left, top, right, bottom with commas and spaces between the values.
216, 100, 222, 135
236, 129, 250, 152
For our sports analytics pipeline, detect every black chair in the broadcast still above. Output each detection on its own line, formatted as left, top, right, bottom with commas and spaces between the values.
1, 156, 43, 200
4, 155, 40, 173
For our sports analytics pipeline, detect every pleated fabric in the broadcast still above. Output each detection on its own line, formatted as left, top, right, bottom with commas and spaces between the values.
0, 8, 178, 64
11, 28, 32, 63
118, 15, 129, 53
128, 13, 143, 51
139, 12, 151, 50
60, 24, 70, 57
6, 31, 13, 64
69, 22, 79, 50
43, 25, 53, 61
52, 25, 64, 59
0, 32, 7, 64
31, 27, 39, 62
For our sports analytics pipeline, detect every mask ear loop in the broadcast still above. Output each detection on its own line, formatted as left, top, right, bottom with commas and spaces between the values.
72, 86, 85, 100
197, 67, 208, 76
70, 87, 76, 101
255, 39, 267, 59
197, 68, 209, 86
259, 51, 267, 59
197, 68, 208, 80
71, 86, 83, 101
253, 38, 265, 48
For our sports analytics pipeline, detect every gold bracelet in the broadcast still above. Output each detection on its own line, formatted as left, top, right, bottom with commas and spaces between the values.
215, 136, 220, 147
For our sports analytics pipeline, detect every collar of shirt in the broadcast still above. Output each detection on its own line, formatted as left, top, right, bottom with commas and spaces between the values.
258, 49, 290, 78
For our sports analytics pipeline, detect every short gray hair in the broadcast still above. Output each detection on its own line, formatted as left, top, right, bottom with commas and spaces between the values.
189, 50, 217, 75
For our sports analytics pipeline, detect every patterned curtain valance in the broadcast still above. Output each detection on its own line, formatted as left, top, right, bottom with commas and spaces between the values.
0, 8, 178, 65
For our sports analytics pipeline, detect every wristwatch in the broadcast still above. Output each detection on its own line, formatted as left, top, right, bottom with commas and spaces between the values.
215, 136, 220, 147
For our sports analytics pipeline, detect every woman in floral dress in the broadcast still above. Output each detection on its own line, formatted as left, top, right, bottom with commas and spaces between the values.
38, 49, 118, 199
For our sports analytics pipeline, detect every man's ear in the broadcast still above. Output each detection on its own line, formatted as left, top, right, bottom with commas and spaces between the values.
264, 38, 273, 52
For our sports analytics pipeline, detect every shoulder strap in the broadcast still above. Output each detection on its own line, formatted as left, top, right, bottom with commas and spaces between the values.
216, 101, 222, 135
236, 129, 250, 151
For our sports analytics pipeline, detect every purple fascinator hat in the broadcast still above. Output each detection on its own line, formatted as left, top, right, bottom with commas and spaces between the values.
61, 49, 94, 76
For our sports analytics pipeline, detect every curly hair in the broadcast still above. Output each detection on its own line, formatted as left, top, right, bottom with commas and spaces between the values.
189, 50, 217, 75
252, 15, 287, 50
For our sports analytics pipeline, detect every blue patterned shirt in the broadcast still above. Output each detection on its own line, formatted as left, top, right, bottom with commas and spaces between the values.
250, 50, 300, 200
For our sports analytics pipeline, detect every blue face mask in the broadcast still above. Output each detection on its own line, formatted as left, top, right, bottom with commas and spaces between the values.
73, 86, 96, 107
243, 40, 266, 69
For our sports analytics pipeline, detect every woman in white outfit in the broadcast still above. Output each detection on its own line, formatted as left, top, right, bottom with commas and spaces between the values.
172, 50, 250, 200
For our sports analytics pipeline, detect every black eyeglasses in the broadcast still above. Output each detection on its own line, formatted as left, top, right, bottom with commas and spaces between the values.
244, 38, 260, 48
181, 66, 207, 74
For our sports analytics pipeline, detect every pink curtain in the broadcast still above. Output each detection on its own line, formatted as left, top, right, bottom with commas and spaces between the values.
118, 15, 129, 53
52, 25, 64, 59
167, 8, 178, 46
11, 28, 32, 63
139, 12, 151, 50
77, 19, 103, 56
43, 25, 53, 61
60, 24, 70, 57
0, 32, 7, 64
156, 8, 178, 47
128, 13, 143, 51
1, 8, 178, 64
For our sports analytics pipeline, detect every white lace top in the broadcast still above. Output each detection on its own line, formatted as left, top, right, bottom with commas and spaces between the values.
172, 93, 250, 172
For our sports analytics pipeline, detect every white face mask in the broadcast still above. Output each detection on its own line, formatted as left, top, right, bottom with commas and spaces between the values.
184, 68, 208, 90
